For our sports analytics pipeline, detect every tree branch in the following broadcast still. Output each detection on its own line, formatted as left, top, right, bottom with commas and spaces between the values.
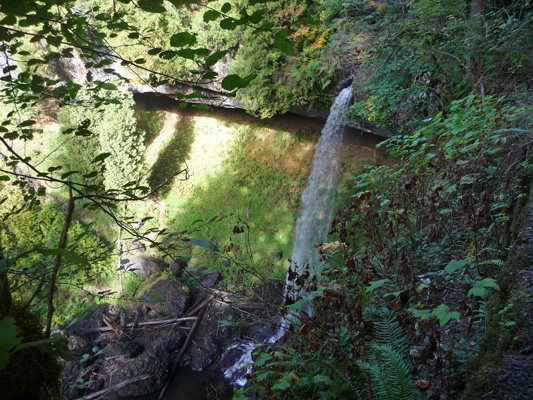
45, 179, 75, 337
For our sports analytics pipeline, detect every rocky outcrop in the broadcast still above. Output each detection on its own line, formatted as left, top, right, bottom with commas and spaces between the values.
61, 274, 252, 399
124, 256, 168, 277
136, 275, 189, 317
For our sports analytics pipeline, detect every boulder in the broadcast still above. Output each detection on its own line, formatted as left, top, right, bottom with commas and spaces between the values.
125, 256, 168, 277
115, 351, 170, 397
103, 340, 144, 359
170, 257, 188, 277
136, 275, 189, 317
201, 272, 221, 288
184, 301, 233, 371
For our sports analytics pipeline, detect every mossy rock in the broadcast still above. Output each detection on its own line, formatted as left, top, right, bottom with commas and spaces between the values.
136, 274, 189, 317
115, 351, 170, 396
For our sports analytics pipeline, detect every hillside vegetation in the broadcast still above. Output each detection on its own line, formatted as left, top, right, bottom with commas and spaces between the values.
0, 0, 532, 399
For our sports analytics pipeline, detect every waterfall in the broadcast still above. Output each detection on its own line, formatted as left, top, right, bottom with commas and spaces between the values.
222, 87, 353, 386
287, 86, 352, 294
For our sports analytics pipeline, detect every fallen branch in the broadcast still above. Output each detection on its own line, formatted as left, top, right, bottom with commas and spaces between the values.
75, 374, 150, 400
184, 294, 216, 318
159, 294, 214, 400
82, 316, 197, 333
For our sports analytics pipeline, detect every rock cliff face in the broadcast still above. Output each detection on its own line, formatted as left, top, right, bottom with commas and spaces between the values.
49, 48, 394, 139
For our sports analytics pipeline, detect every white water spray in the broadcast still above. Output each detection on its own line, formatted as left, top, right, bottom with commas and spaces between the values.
287, 86, 352, 292
223, 87, 353, 386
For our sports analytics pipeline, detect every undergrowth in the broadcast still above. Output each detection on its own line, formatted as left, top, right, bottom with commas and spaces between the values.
241, 95, 532, 399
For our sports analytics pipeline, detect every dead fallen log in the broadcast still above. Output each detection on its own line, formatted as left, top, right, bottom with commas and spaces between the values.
82, 316, 197, 333
75, 374, 150, 400
159, 294, 215, 400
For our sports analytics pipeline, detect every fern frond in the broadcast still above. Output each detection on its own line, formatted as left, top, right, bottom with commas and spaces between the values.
373, 317, 408, 355
479, 259, 504, 267
373, 343, 414, 400
356, 318, 414, 400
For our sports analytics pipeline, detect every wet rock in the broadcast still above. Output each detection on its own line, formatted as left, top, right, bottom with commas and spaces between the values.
132, 239, 146, 253
103, 340, 144, 359
201, 272, 221, 288
159, 329, 187, 354
61, 361, 84, 400
170, 258, 188, 277
125, 256, 168, 277
184, 301, 235, 372
115, 351, 170, 397
136, 275, 189, 317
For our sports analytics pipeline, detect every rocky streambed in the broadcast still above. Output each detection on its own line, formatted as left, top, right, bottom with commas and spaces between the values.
61, 258, 276, 400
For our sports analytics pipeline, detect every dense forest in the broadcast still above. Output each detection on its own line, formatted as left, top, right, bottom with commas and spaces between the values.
0, 0, 532, 399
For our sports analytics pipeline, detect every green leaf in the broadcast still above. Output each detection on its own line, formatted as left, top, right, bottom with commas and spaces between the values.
177, 48, 195, 60
18, 120, 36, 128
147, 47, 162, 55
60, 171, 79, 179
0, 176, 10, 181
221, 74, 247, 91
255, 352, 272, 367
0, 317, 21, 371
192, 104, 211, 110
220, 18, 237, 30
92, 153, 112, 163
202, 71, 217, 80
444, 259, 468, 274
221, 2, 231, 13
468, 278, 500, 298
275, 30, 295, 56
0, 13, 17, 26
83, 171, 98, 179
205, 50, 228, 67
271, 375, 291, 390
366, 278, 390, 293
100, 82, 118, 91
249, 10, 265, 24
190, 238, 219, 252
137, 0, 166, 13
203, 10, 219, 23
170, 32, 197, 47
35, 247, 90, 268
433, 304, 461, 326
185, 92, 203, 99
312, 375, 332, 385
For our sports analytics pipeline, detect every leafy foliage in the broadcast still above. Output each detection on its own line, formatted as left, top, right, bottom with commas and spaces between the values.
49, 84, 147, 191
342, 0, 533, 131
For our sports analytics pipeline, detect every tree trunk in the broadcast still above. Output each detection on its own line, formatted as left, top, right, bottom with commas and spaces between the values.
45, 181, 75, 337
0, 268, 12, 317
470, 0, 484, 18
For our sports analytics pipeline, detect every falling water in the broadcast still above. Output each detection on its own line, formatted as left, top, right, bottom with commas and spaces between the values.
222, 87, 353, 386
287, 86, 352, 292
